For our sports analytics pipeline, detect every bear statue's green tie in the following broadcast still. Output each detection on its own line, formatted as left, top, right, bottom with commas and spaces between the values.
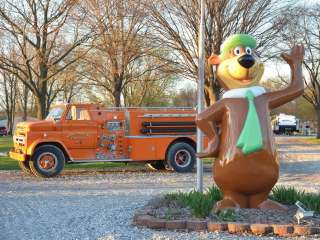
236, 90, 263, 155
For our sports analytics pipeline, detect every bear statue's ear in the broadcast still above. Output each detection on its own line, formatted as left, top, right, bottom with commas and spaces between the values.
208, 54, 220, 65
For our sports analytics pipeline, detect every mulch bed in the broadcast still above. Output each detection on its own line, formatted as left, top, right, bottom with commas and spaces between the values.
133, 197, 320, 236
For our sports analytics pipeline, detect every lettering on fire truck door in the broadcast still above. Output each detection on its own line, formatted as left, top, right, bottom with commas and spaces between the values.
63, 107, 97, 149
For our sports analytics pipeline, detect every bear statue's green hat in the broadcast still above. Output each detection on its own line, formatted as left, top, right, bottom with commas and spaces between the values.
220, 34, 256, 58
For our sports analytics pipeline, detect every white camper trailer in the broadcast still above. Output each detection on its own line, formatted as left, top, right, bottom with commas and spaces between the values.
272, 113, 300, 134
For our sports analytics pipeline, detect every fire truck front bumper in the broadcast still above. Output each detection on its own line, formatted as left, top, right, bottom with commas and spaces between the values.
9, 150, 26, 161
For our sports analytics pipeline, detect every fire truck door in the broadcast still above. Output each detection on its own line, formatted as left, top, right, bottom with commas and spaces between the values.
62, 107, 97, 149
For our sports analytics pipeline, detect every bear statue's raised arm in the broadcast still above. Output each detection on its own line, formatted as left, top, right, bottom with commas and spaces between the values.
266, 45, 305, 109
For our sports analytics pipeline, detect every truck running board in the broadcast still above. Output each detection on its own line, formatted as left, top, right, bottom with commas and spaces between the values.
70, 158, 133, 163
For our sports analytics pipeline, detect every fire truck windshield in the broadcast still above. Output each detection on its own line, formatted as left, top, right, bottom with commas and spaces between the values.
46, 106, 65, 121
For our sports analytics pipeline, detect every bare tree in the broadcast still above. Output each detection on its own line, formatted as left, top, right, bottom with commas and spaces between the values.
0, 70, 17, 134
56, 63, 84, 103
82, 0, 175, 107
278, 4, 320, 137
172, 87, 197, 107
18, 83, 30, 121
150, 0, 291, 105
0, 0, 91, 119
122, 73, 174, 107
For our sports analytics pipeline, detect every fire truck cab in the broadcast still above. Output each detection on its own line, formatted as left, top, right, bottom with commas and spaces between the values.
10, 103, 204, 177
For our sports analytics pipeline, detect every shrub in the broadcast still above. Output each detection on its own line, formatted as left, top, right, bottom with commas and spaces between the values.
164, 186, 222, 218
218, 208, 237, 221
164, 185, 320, 218
270, 186, 301, 204
183, 190, 214, 218
270, 185, 320, 213
164, 191, 185, 202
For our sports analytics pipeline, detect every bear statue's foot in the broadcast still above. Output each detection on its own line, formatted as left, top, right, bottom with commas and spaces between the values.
212, 197, 240, 214
258, 199, 289, 211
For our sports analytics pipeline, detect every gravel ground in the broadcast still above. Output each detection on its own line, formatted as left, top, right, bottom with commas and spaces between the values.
0, 136, 320, 240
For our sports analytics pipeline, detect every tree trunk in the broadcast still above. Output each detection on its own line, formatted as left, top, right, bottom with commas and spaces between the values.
204, 64, 222, 106
204, 76, 221, 106
2, 73, 16, 135
7, 111, 14, 135
36, 65, 49, 119
113, 75, 122, 107
113, 90, 121, 107
22, 84, 28, 121
35, 80, 48, 119
316, 107, 320, 139
36, 94, 47, 119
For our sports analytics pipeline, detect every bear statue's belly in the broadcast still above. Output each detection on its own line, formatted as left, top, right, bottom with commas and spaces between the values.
213, 96, 279, 195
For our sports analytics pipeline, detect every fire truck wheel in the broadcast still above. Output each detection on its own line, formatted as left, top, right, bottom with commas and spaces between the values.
29, 145, 65, 178
146, 161, 167, 171
167, 142, 195, 173
18, 160, 32, 175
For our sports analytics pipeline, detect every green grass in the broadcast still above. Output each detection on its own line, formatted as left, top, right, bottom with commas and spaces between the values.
302, 138, 320, 144
165, 186, 222, 218
202, 158, 215, 164
271, 186, 320, 213
165, 185, 320, 218
0, 136, 18, 170
0, 136, 13, 152
0, 135, 137, 171
0, 155, 19, 170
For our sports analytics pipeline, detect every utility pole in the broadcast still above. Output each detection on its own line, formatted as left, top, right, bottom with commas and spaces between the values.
196, 0, 205, 192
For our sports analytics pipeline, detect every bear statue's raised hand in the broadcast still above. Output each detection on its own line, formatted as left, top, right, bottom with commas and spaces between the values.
281, 45, 305, 66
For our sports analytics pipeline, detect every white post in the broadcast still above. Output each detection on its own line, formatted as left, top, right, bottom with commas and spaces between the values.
196, 0, 205, 192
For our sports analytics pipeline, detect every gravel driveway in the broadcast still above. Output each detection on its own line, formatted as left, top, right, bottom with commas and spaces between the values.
0, 136, 319, 240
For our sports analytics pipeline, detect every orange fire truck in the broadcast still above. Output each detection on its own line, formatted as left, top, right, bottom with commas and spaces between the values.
10, 103, 206, 177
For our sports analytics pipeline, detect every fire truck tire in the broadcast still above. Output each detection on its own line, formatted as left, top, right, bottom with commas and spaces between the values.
146, 161, 167, 171
29, 145, 65, 178
18, 160, 32, 175
167, 142, 195, 173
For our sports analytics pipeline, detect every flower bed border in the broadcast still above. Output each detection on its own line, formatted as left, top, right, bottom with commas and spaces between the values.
133, 211, 320, 237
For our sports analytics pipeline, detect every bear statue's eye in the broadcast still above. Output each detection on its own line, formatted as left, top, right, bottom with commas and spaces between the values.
245, 47, 252, 55
233, 47, 241, 56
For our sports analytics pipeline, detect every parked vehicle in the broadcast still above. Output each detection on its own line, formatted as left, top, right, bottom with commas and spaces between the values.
10, 104, 207, 177
272, 113, 300, 135
0, 126, 8, 136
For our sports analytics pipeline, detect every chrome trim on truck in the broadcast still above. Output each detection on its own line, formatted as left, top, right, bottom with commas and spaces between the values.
124, 109, 130, 136
14, 136, 25, 144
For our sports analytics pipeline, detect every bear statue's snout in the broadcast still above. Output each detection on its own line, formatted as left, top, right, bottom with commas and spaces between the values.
238, 54, 255, 69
